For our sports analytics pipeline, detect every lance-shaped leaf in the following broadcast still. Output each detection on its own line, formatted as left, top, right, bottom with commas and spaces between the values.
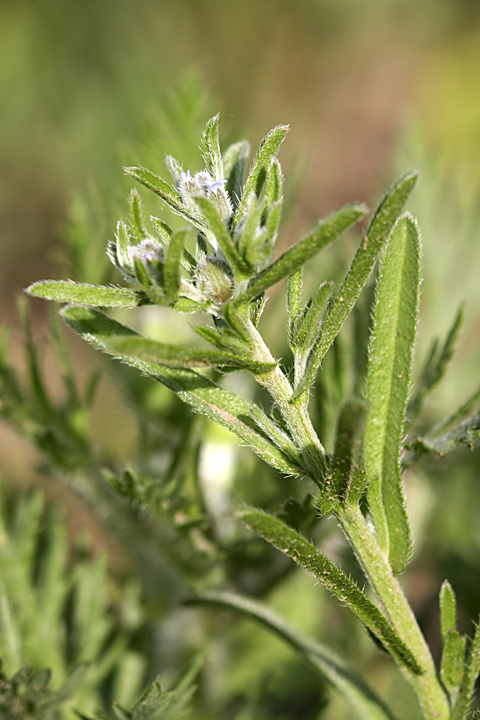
452, 617, 480, 720
164, 230, 187, 303
105, 335, 276, 372
287, 270, 303, 349
365, 215, 420, 574
234, 125, 289, 226
60, 306, 302, 475
223, 139, 250, 213
129, 189, 148, 242
408, 304, 465, 423
194, 196, 252, 279
294, 172, 418, 398
430, 384, 480, 440
294, 282, 335, 355
239, 508, 422, 675
124, 166, 207, 231
440, 580, 458, 641
320, 399, 369, 515
202, 114, 223, 180
235, 203, 368, 305
441, 630, 466, 693
26, 281, 143, 308
188, 590, 398, 720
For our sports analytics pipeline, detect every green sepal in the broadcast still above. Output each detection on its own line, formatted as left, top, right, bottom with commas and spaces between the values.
194, 196, 252, 279
236, 195, 261, 262
365, 215, 420, 574
294, 172, 418, 398
189, 590, 398, 720
239, 508, 422, 675
265, 158, 283, 205
129, 189, 148, 242
235, 203, 368, 306
165, 154, 184, 185
320, 399, 369, 514
124, 166, 206, 231
223, 139, 250, 213
202, 114, 223, 180
150, 216, 173, 244
61, 306, 299, 475
105, 335, 275, 372
441, 630, 466, 692
133, 256, 152, 290
115, 220, 134, 270
26, 281, 144, 308
440, 580, 457, 640
234, 125, 289, 225
164, 230, 187, 303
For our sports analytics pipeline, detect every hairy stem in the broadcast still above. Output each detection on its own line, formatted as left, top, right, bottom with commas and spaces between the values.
337, 503, 450, 720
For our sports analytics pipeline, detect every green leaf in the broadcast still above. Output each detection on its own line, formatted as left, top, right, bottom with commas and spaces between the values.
452, 616, 480, 720
265, 158, 283, 205
320, 399, 369, 514
294, 281, 334, 355
365, 215, 420, 574
239, 508, 422, 675
202, 114, 223, 180
105, 335, 275, 372
440, 580, 457, 640
164, 230, 187, 303
408, 304, 465, 422
124, 166, 207, 231
189, 590, 398, 720
430, 384, 480, 440
61, 306, 301, 475
194, 196, 252, 279
441, 630, 466, 692
129, 189, 148, 242
287, 270, 303, 349
235, 203, 368, 305
26, 281, 143, 308
223, 139, 250, 213
294, 172, 418, 398
234, 125, 289, 225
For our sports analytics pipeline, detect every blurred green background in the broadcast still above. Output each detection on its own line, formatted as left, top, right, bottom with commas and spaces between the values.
1, 1, 480, 716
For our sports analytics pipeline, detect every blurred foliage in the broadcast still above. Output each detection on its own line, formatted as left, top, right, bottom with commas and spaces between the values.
1, 1, 480, 718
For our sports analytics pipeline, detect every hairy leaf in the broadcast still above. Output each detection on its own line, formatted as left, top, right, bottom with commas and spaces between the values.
234, 125, 289, 225
26, 281, 143, 308
236, 203, 367, 305
365, 215, 420, 573
106, 335, 275, 372
124, 166, 206, 231
239, 508, 422, 674
295, 172, 418, 397
61, 306, 302, 475
194, 196, 251, 278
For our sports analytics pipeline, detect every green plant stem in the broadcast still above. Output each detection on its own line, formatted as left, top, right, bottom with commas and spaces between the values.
244, 313, 326, 480
337, 503, 450, 720
243, 315, 450, 719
